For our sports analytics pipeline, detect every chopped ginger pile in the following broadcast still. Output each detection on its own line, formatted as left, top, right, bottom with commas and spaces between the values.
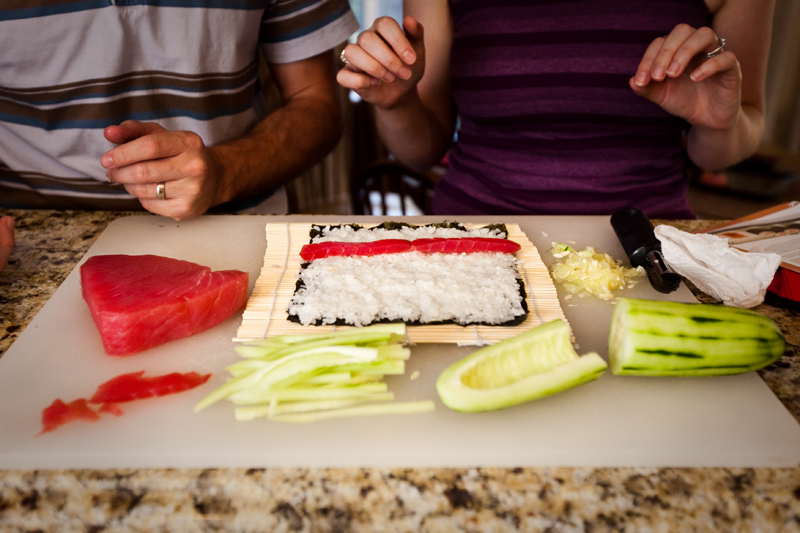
548, 243, 645, 300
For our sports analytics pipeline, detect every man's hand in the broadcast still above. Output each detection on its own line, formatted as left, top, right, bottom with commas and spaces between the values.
0, 216, 14, 272
100, 52, 342, 220
101, 121, 224, 220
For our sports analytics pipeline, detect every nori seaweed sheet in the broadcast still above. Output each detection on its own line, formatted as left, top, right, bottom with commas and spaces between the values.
307, 221, 510, 242
289, 221, 527, 327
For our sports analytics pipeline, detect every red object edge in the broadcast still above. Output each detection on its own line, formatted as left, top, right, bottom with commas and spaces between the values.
768, 267, 800, 302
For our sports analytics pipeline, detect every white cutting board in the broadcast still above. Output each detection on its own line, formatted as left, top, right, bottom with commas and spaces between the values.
1, 214, 799, 470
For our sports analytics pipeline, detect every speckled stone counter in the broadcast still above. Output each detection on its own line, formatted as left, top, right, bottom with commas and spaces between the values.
2, 209, 799, 532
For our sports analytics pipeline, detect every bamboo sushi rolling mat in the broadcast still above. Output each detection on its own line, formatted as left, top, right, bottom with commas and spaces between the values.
235, 222, 569, 344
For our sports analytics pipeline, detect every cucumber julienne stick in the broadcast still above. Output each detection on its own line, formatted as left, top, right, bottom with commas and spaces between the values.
608, 298, 786, 376
195, 324, 434, 422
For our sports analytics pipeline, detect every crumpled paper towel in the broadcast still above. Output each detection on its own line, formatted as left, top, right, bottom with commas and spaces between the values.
653, 225, 783, 308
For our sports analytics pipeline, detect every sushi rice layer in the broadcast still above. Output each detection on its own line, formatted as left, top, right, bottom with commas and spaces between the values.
310, 225, 506, 243
288, 252, 526, 327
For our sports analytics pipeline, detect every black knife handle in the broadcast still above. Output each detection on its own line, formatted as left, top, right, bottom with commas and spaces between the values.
610, 207, 660, 268
610, 207, 681, 294
644, 249, 682, 294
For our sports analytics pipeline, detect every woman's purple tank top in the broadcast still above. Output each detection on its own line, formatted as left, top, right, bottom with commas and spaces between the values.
427, 0, 710, 219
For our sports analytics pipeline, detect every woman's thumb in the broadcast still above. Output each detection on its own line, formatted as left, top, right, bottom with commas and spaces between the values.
402, 16, 425, 61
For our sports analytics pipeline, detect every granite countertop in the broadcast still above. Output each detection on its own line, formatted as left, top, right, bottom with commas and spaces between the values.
1, 208, 799, 532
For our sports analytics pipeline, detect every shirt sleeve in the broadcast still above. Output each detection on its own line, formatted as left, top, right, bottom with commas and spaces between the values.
260, 0, 360, 64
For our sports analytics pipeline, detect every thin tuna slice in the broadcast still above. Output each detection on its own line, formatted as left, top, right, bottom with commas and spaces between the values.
412, 237, 521, 254
80, 254, 249, 356
300, 239, 413, 260
299, 237, 520, 261
88, 371, 211, 403
38, 399, 101, 435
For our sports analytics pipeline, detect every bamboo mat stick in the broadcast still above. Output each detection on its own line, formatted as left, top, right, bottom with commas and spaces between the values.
235, 222, 569, 344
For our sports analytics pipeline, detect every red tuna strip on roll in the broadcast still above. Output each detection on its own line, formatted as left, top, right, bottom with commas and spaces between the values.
300, 239, 413, 260
412, 237, 520, 254
299, 237, 520, 260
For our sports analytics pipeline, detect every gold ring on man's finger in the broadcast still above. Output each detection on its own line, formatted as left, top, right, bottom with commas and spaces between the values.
340, 49, 348, 65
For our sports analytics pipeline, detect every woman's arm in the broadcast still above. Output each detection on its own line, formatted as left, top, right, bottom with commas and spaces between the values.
336, 0, 455, 170
688, 0, 774, 169
630, 0, 774, 171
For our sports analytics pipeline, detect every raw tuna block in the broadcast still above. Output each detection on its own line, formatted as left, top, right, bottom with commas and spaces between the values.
80, 254, 249, 356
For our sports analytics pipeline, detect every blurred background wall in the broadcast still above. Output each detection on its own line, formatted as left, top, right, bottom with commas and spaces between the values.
763, 0, 800, 156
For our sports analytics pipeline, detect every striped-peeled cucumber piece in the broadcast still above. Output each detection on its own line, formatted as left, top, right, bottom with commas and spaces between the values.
436, 319, 607, 412
608, 298, 785, 376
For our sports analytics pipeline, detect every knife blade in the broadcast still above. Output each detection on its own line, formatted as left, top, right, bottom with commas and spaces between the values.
610, 207, 681, 294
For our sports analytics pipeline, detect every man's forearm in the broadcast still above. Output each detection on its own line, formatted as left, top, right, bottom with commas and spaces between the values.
210, 93, 342, 206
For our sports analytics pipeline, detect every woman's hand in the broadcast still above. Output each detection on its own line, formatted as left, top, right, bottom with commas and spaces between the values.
0, 216, 14, 272
336, 16, 426, 110
630, 24, 742, 132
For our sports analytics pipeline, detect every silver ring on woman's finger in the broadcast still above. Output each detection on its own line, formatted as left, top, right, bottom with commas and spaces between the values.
156, 182, 166, 200
706, 37, 726, 58
340, 49, 348, 65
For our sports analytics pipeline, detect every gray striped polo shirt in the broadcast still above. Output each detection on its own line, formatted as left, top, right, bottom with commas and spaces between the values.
0, 0, 358, 210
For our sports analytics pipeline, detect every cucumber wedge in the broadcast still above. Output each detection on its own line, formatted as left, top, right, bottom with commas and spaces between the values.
436, 320, 607, 413
608, 298, 786, 376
